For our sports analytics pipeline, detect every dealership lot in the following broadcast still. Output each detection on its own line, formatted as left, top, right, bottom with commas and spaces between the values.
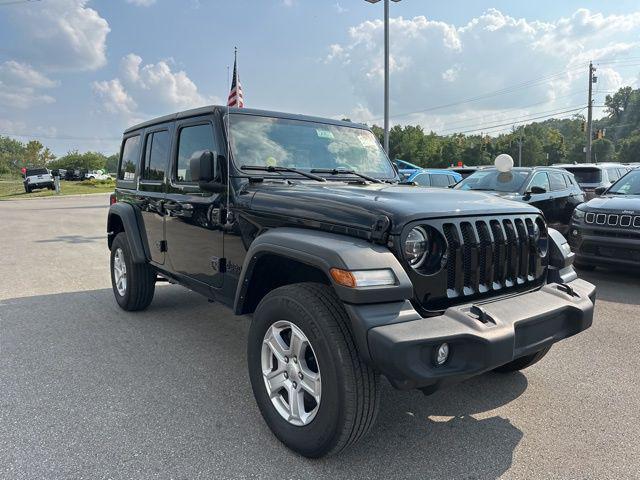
1, 194, 639, 479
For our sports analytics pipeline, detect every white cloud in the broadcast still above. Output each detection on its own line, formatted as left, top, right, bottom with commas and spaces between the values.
93, 53, 217, 121
126, 0, 157, 5
92, 79, 137, 115
9, 0, 110, 72
0, 61, 57, 109
327, 8, 640, 133
334, 2, 347, 14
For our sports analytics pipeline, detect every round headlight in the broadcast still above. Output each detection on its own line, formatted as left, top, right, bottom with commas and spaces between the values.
404, 226, 428, 268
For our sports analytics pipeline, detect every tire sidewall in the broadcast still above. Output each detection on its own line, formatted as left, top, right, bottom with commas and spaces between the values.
110, 234, 133, 309
248, 289, 348, 457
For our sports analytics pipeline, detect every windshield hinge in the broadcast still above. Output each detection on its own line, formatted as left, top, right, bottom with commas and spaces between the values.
370, 215, 391, 243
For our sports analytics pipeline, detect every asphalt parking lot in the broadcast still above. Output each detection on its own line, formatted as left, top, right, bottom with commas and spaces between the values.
1, 194, 639, 479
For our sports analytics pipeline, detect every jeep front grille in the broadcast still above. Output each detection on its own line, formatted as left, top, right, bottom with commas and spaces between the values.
585, 212, 640, 228
441, 215, 547, 299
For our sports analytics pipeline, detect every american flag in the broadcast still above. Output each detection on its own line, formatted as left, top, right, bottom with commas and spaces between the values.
227, 52, 244, 108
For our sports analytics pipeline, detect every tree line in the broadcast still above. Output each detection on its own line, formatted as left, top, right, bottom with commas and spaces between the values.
367, 85, 640, 168
0, 137, 118, 176
1, 85, 639, 176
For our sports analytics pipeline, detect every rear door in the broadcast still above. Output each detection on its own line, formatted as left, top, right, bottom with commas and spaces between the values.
135, 125, 172, 265
430, 174, 451, 188
412, 173, 431, 186
164, 117, 225, 288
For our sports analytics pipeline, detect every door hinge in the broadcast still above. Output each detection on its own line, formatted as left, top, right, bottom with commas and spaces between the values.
157, 240, 167, 252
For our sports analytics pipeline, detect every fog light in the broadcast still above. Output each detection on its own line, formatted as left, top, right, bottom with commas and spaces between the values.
435, 343, 449, 365
571, 229, 578, 237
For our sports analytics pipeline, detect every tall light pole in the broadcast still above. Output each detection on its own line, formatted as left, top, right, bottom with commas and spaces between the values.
366, 0, 401, 155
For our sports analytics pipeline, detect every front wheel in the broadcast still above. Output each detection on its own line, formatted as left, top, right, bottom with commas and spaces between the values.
247, 283, 380, 458
494, 346, 551, 373
110, 232, 155, 311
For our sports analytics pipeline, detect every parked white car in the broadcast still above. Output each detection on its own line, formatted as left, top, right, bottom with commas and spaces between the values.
85, 170, 110, 181
23, 168, 54, 193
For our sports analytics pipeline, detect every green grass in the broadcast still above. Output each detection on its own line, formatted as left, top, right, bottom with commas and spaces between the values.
0, 176, 115, 200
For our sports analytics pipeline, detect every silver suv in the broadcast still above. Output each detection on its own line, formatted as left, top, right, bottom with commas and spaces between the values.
556, 163, 629, 200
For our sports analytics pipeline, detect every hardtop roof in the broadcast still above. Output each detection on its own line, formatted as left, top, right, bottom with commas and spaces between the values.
123, 105, 369, 135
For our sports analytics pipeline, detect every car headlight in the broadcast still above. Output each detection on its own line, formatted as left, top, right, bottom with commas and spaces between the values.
404, 226, 428, 268
572, 208, 586, 221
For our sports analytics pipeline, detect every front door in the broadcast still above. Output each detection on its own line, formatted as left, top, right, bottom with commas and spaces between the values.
164, 118, 225, 288
136, 126, 172, 265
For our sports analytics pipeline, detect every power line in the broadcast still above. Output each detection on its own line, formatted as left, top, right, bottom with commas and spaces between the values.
0, 0, 41, 6
445, 106, 585, 136
365, 65, 585, 123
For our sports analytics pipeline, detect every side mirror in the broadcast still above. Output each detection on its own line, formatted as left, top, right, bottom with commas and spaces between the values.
529, 185, 547, 194
190, 150, 226, 193
594, 186, 607, 196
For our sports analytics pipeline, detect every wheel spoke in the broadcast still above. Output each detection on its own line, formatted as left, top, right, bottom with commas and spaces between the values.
299, 370, 321, 400
290, 330, 306, 361
265, 369, 288, 397
263, 328, 289, 363
288, 385, 304, 422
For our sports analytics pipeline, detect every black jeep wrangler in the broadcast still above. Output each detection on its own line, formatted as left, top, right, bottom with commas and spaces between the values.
107, 106, 596, 458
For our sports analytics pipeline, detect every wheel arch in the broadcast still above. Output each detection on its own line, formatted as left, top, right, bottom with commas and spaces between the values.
234, 227, 413, 315
107, 202, 150, 263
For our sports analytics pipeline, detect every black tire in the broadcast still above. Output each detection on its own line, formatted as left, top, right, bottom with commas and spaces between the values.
110, 232, 155, 311
494, 346, 551, 373
248, 283, 380, 458
574, 261, 596, 271
25, 185, 30, 193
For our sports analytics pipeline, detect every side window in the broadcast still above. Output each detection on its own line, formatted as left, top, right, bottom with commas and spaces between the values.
529, 172, 550, 192
413, 173, 430, 186
548, 171, 567, 191
448, 175, 457, 185
564, 174, 574, 186
431, 174, 450, 188
606, 168, 620, 182
618, 168, 628, 178
118, 135, 141, 181
142, 130, 170, 181
176, 123, 215, 182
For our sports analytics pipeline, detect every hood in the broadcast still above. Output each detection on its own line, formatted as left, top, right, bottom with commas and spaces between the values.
246, 181, 539, 235
583, 195, 640, 213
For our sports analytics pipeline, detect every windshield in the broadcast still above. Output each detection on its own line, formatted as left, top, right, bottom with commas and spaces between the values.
455, 168, 530, 193
229, 114, 396, 179
562, 167, 602, 184
26, 168, 48, 176
608, 170, 640, 195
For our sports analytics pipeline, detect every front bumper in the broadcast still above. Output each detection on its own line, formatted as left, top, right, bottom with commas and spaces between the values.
569, 223, 640, 267
348, 278, 595, 391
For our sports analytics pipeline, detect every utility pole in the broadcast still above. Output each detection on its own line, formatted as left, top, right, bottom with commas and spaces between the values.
517, 126, 524, 167
585, 62, 596, 163
383, 0, 390, 154
365, 0, 401, 154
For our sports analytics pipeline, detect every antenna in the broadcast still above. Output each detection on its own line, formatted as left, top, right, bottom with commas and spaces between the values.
225, 57, 231, 225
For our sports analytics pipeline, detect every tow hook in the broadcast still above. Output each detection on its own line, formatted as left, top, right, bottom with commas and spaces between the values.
469, 305, 496, 324
557, 283, 579, 298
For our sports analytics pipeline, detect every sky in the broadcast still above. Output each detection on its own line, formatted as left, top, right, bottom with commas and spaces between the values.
1, 0, 640, 156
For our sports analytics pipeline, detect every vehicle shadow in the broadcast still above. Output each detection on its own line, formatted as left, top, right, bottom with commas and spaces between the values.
1, 286, 526, 479
34, 234, 105, 244
578, 267, 640, 305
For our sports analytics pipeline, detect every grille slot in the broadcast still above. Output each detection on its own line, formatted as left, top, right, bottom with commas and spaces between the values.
438, 215, 546, 299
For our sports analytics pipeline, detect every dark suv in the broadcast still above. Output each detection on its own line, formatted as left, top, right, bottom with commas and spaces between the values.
107, 106, 595, 457
556, 163, 629, 200
569, 168, 640, 269
454, 166, 585, 235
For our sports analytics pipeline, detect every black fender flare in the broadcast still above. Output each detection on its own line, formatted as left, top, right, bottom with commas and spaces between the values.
107, 202, 150, 264
234, 227, 413, 314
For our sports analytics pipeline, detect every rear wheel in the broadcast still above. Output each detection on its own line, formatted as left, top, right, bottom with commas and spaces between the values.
110, 232, 155, 311
24, 185, 31, 193
494, 346, 551, 373
248, 283, 380, 458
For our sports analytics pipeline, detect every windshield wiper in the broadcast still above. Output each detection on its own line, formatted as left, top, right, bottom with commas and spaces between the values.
241, 165, 326, 182
310, 168, 382, 183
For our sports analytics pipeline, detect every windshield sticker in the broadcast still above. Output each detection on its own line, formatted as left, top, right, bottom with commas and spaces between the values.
265, 156, 278, 167
316, 129, 335, 139
357, 134, 377, 148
